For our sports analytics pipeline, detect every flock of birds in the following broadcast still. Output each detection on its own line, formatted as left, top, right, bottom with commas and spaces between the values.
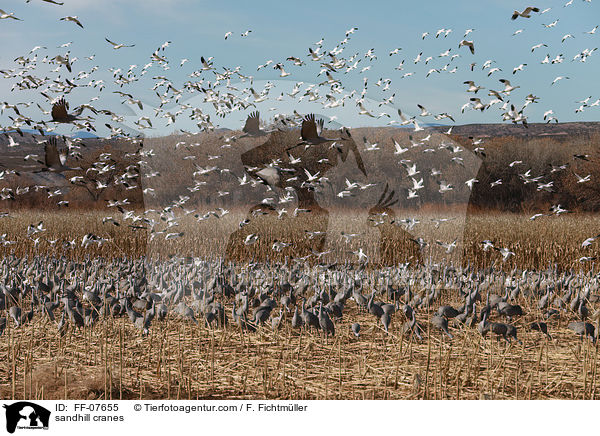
0, 2, 598, 347
0, 256, 599, 346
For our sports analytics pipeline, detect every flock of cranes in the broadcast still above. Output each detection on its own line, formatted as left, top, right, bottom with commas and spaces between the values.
1, 253, 600, 350
0, 3, 599, 405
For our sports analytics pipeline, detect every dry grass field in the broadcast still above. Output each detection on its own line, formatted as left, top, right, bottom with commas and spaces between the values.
2, 304, 598, 401
1, 209, 600, 400
0, 209, 599, 269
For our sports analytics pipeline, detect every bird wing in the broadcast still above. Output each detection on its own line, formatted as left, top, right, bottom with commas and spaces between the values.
316, 117, 324, 136
243, 111, 259, 134
344, 129, 367, 177
58, 148, 68, 165
301, 114, 319, 141
44, 137, 61, 167
51, 97, 69, 121
105, 37, 117, 46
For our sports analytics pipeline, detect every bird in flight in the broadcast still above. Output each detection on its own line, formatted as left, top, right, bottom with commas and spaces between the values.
300, 114, 330, 145
0, 9, 22, 20
105, 38, 135, 49
511, 7, 540, 20
60, 16, 83, 28
39, 137, 78, 174
241, 111, 268, 137
26, 0, 64, 4
459, 39, 475, 54
50, 97, 82, 123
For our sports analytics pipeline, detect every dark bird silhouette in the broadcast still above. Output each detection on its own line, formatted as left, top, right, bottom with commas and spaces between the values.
241, 111, 268, 137
496, 301, 523, 320
529, 321, 551, 339
403, 308, 423, 340
51, 97, 81, 123
431, 314, 453, 338
568, 321, 596, 343
367, 292, 384, 318
301, 300, 320, 330
380, 312, 391, 333
38, 137, 78, 173
437, 305, 460, 319
480, 313, 521, 344
9, 306, 21, 327
291, 306, 303, 328
300, 114, 330, 145
318, 302, 335, 337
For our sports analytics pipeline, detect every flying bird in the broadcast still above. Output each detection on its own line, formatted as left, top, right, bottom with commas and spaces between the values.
459, 40, 475, 54
60, 16, 83, 28
241, 111, 267, 137
511, 7, 540, 20
105, 38, 135, 49
0, 9, 22, 20
50, 97, 77, 123
39, 137, 77, 173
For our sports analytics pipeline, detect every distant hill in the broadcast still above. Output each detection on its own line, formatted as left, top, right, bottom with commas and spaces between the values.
2, 129, 98, 139
70, 131, 99, 139
434, 122, 600, 138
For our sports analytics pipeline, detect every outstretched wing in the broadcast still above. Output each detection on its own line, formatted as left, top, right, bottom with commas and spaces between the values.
345, 129, 367, 177
301, 114, 319, 141
44, 137, 61, 168
243, 111, 260, 135
51, 97, 69, 121
316, 118, 324, 136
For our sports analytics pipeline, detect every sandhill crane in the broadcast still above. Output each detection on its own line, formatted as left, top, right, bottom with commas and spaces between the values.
301, 300, 320, 330
380, 312, 391, 333
529, 322, 551, 339
496, 302, 523, 321
37, 137, 78, 174
291, 306, 303, 328
298, 114, 343, 146
176, 302, 198, 325
402, 307, 423, 340
240, 111, 268, 137
318, 302, 335, 337
455, 303, 471, 324
51, 97, 82, 123
252, 303, 272, 325
56, 313, 67, 337
9, 306, 21, 327
231, 300, 256, 332
568, 321, 595, 342
437, 305, 460, 318
431, 314, 453, 338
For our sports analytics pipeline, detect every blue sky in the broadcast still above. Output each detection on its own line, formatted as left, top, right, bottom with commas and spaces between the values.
1, 0, 599, 136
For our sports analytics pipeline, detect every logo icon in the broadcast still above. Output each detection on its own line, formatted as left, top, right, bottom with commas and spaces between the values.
3, 402, 50, 433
